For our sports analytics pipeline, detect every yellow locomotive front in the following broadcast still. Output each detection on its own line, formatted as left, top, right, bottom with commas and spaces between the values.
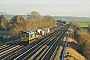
21, 32, 29, 44
20, 31, 37, 45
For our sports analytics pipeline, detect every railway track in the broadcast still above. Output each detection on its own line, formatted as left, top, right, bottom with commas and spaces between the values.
0, 40, 21, 52
36, 26, 68, 60
15, 28, 62, 60
0, 24, 70, 60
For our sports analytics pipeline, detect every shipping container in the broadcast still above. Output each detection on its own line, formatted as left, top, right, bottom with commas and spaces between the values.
44, 28, 50, 34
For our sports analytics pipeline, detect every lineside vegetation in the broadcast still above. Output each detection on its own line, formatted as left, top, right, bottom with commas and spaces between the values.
70, 20, 90, 60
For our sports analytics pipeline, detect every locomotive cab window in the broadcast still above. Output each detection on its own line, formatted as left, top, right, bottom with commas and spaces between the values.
21, 34, 25, 37
26, 34, 29, 37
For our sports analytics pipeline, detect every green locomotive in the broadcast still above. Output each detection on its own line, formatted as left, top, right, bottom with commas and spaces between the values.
21, 30, 37, 45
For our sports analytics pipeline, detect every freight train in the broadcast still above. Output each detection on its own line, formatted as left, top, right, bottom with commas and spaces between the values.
20, 28, 50, 45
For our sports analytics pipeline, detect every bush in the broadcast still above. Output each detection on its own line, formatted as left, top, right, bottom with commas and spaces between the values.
71, 21, 90, 60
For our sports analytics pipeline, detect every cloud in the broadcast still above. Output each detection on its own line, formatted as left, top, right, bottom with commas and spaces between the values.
0, 0, 90, 5
0, 1, 89, 5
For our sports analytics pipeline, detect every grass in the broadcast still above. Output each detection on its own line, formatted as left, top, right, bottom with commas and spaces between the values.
0, 30, 9, 44
0, 41, 2, 45
0, 30, 9, 37
66, 47, 86, 60
65, 20, 90, 27
0, 30, 18, 44
66, 38, 86, 60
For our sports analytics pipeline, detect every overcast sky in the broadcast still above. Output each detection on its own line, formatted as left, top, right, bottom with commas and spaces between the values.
0, 0, 90, 17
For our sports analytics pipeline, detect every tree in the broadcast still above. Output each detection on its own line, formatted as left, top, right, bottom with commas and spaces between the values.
42, 15, 56, 28
27, 11, 41, 20
0, 15, 7, 30
9, 24, 23, 36
7, 23, 13, 30
20, 19, 32, 32
11, 15, 24, 24
27, 11, 42, 30
83, 41, 90, 60
70, 20, 80, 29
31, 11, 41, 19
88, 24, 90, 33
63, 21, 66, 24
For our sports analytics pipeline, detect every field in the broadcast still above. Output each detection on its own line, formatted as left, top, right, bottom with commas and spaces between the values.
0, 30, 17, 44
65, 20, 90, 27
0, 30, 9, 37
0, 30, 9, 45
